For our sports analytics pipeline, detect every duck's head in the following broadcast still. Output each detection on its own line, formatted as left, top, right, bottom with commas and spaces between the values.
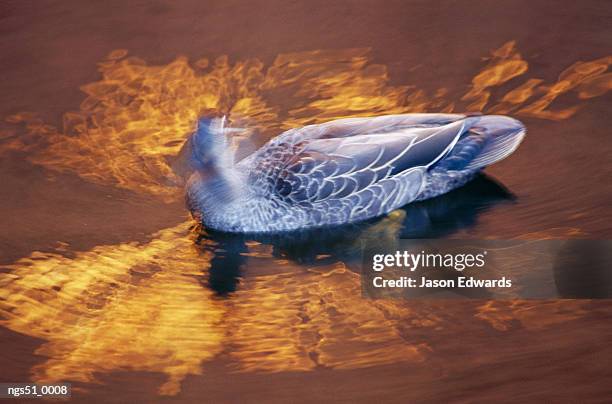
189, 116, 228, 169
185, 116, 246, 214
190, 115, 247, 170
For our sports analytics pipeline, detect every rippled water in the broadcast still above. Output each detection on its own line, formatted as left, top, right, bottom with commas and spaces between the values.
1, 1, 611, 402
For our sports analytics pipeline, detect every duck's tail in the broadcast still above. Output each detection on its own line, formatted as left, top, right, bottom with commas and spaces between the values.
435, 115, 526, 171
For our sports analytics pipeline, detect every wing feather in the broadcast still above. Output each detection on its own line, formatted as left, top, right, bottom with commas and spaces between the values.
274, 120, 466, 206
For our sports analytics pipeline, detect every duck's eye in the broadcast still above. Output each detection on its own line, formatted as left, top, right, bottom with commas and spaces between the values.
197, 117, 214, 132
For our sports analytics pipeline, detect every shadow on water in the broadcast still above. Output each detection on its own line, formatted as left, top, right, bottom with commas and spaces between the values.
197, 174, 515, 295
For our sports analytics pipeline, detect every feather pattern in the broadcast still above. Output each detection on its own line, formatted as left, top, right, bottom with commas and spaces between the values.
186, 114, 525, 233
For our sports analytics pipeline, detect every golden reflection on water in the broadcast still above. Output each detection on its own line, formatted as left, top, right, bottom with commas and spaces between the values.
0, 219, 427, 393
0, 210, 429, 393
0, 41, 608, 395
229, 266, 426, 373
0, 222, 227, 395
0, 218, 593, 395
475, 300, 590, 332
2, 42, 610, 201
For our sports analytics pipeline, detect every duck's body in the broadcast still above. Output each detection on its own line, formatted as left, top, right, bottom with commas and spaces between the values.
186, 113, 525, 233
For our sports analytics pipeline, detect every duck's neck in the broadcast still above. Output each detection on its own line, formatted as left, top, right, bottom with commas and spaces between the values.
191, 160, 248, 213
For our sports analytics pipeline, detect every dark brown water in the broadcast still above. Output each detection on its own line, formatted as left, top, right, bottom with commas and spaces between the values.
1, 1, 611, 402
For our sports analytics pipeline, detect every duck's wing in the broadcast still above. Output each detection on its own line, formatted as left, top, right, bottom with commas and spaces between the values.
271, 119, 469, 219
275, 113, 466, 144
238, 113, 467, 169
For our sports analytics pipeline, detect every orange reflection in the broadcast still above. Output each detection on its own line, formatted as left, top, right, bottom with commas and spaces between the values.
0, 222, 227, 395
517, 56, 612, 119
229, 264, 426, 372
462, 41, 529, 111
2, 44, 610, 201
0, 220, 429, 394
0, 219, 598, 395
475, 300, 590, 331
1, 206, 596, 396
0, 210, 432, 391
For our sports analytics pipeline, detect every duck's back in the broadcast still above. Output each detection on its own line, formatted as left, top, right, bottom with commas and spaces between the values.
191, 113, 525, 233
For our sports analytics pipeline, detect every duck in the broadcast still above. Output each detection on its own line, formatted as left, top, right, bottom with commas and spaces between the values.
185, 113, 525, 233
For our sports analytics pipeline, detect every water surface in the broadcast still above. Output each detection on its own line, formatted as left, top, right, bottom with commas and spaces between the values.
0, 1, 611, 402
